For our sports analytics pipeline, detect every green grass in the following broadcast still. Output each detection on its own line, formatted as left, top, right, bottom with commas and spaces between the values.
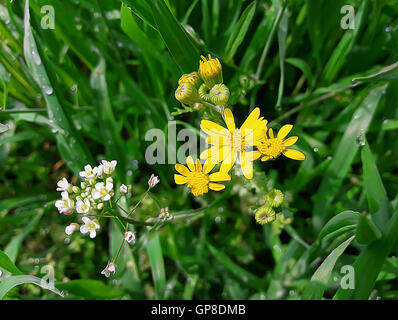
0, 0, 397, 300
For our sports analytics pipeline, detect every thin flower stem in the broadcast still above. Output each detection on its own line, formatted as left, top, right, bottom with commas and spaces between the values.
112, 238, 125, 263
255, 2, 287, 81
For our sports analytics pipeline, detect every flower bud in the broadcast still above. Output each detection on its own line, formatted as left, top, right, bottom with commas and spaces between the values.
209, 84, 230, 105
266, 189, 284, 207
72, 186, 80, 194
175, 83, 200, 105
65, 223, 79, 235
97, 203, 104, 210
255, 206, 276, 225
199, 54, 223, 88
120, 184, 128, 195
148, 174, 160, 188
198, 84, 211, 102
80, 182, 87, 190
124, 231, 136, 245
178, 71, 200, 88
101, 261, 117, 278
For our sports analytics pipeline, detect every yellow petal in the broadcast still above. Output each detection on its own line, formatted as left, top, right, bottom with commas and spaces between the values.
220, 149, 237, 173
201, 120, 229, 136
196, 158, 202, 172
209, 171, 231, 182
240, 154, 254, 179
186, 156, 196, 171
224, 108, 235, 131
261, 156, 270, 162
174, 174, 188, 184
200, 145, 226, 164
283, 136, 298, 147
283, 148, 305, 160
240, 108, 260, 131
203, 158, 217, 174
268, 128, 274, 139
209, 183, 226, 191
175, 164, 189, 176
242, 150, 261, 162
278, 124, 293, 140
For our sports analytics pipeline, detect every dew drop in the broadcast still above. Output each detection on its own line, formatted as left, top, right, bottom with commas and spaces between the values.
42, 85, 53, 95
385, 27, 391, 32
215, 216, 221, 223
313, 147, 319, 152
31, 50, 41, 65
356, 135, 366, 147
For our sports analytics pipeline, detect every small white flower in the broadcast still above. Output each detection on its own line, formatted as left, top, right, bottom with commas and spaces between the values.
56, 178, 72, 193
79, 164, 95, 181
55, 191, 75, 215
92, 182, 114, 201
148, 174, 160, 187
80, 217, 100, 238
124, 231, 136, 244
101, 160, 117, 176
106, 177, 113, 184
65, 223, 79, 235
76, 198, 91, 214
101, 261, 117, 278
119, 184, 128, 195
93, 165, 104, 178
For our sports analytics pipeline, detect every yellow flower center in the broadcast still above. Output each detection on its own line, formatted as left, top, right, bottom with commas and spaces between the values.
258, 138, 285, 159
186, 171, 209, 197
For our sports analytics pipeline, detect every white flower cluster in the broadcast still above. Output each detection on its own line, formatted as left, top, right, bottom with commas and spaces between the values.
55, 160, 117, 239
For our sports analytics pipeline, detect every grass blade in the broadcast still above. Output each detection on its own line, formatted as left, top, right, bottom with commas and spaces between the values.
312, 84, 387, 231
302, 236, 354, 299
224, 1, 256, 64
146, 235, 166, 299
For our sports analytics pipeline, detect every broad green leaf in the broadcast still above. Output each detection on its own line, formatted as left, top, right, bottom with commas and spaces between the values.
312, 84, 387, 232
23, 0, 92, 174
318, 211, 360, 243
0, 275, 64, 300
146, 0, 199, 73
302, 236, 355, 300
56, 280, 124, 299
356, 214, 382, 245
0, 250, 22, 275
224, 2, 256, 63
334, 208, 398, 299
146, 235, 166, 299
361, 138, 392, 230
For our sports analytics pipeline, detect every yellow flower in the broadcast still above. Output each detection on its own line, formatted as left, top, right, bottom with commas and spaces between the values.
256, 125, 305, 162
199, 54, 223, 88
174, 156, 231, 197
200, 108, 267, 179
178, 71, 200, 87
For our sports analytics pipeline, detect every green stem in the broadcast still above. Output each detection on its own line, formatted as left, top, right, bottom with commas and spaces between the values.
255, 2, 287, 80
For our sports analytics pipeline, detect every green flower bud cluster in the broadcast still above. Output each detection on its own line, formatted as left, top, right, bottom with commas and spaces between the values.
175, 54, 230, 107
254, 189, 284, 225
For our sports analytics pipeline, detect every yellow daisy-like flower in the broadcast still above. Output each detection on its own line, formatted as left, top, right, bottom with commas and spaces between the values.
174, 156, 231, 197
200, 108, 267, 179
199, 54, 223, 88
256, 125, 305, 162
